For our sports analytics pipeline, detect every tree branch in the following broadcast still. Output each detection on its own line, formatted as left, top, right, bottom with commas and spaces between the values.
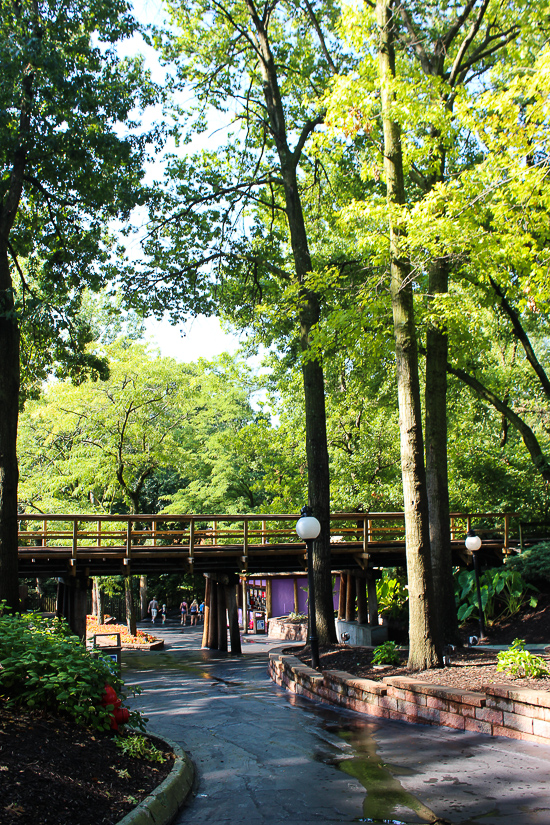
489, 275, 550, 400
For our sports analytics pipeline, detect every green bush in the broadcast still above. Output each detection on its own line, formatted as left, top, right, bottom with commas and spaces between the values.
454, 567, 538, 625
0, 608, 143, 731
505, 542, 550, 584
496, 639, 549, 679
372, 640, 401, 666
376, 571, 408, 621
115, 733, 167, 763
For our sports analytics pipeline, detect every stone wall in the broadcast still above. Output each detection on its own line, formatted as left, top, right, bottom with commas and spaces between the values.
268, 651, 550, 745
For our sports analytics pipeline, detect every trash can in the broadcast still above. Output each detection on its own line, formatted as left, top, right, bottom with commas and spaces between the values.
253, 613, 266, 634
92, 632, 122, 671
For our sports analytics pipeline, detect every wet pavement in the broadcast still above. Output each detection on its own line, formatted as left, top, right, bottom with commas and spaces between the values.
123, 622, 550, 824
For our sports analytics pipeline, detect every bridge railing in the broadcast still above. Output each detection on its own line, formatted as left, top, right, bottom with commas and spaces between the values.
18, 510, 517, 563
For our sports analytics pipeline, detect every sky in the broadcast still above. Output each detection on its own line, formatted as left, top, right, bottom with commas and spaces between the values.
120, 0, 243, 362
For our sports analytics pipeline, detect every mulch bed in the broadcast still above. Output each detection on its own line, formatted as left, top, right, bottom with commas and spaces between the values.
0, 703, 175, 825
293, 644, 550, 692
292, 593, 550, 693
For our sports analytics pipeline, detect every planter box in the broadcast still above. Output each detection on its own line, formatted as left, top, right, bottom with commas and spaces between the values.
335, 619, 388, 647
268, 617, 307, 641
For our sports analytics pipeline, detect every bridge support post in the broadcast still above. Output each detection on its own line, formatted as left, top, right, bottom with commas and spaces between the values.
202, 573, 241, 654
56, 575, 89, 641
338, 574, 346, 620
207, 575, 218, 648
242, 577, 248, 633
367, 573, 379, 627
217, 581, 228, 652
356, 575, 368, 624
202, 576, 211, 648
225, 579, 241, 655
345, 573, 355, 622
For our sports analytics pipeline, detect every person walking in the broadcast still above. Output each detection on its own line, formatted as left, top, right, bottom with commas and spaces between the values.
180, 599, 188, 626
198, 599, 204, 623
161, 604, 167, 624
148, 596, 159, 624
189, 598, 199, 626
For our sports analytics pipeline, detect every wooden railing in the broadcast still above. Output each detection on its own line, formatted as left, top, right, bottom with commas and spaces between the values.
17, 511, 518, 576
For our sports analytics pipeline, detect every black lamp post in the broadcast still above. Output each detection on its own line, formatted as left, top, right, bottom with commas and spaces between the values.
296, 505, 321, 670
465, 529, 486, 641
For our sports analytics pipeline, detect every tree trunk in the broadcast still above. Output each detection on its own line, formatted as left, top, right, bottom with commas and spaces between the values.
245, 1, 336, 644
425, 259, 459, 644
0, 246, 20, 612
377, 0, 441, 669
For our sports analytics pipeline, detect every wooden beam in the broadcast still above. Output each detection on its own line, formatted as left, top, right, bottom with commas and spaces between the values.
202, 575, 211, 648
217, 581, 228, 652
226, 583, 241, 654
338, 574, 346, 620
356, 576, 367, 624
345, 573, 355, 622
367, 573, 379, 626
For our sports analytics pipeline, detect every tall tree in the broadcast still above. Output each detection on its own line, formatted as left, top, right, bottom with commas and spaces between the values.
324, 0, 549, 658
132, 0, 350, 642
376, 0, 441, 668
0, 0, 158, 608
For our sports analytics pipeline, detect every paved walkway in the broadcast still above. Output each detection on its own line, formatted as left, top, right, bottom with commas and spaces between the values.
123, 623, 550, 824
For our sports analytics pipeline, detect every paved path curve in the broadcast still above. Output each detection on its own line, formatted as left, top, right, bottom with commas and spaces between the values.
123, 624, 550, 824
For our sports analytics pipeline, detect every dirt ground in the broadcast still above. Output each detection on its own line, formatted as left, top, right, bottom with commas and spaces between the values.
0, 705, 174, 825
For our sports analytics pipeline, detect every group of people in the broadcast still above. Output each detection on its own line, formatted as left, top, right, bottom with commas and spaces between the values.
147, 596, 204, 625
179, 598, 203, 626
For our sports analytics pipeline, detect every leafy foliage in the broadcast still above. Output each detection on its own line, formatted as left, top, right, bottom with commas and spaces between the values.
372, 641, 401, 666
454, 567, 538, 625
376, 571, 409, 621
18, 343, 261, 515
287, 612, 307, 623
505, 543, 550, 585
496, 639, 550, 680
1, 0, 160, 393
0, 609, 142, 731
115, 734, 167, 763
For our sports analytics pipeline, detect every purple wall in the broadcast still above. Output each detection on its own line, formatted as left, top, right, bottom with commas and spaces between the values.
270, 576, 339, 617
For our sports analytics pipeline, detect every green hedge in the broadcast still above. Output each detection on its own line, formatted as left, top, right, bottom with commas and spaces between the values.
0, 607, 143, 731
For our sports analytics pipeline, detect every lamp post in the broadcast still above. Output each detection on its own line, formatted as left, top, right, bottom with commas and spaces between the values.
296, 505, 321, 670
465, 529, 486, 641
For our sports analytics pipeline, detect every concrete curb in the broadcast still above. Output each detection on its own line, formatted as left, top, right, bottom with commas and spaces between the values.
116, 734, 194, 825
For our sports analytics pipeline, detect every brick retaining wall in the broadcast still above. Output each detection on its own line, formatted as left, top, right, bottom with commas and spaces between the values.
268, 651, 550, 745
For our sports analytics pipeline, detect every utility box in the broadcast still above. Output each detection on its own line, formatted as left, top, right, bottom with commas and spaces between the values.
92, 632, 122, 671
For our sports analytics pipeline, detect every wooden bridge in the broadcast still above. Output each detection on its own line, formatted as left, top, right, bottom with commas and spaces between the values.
18, 511, 519, 578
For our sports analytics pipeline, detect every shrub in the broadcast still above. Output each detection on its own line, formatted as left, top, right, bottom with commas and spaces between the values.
372, 640, 401, 666
505, 542, 550, 584
286, 612, 307, 623
496, 639, 549, 679
454, 567, 538, 625
115, 734, 167, 763
376, 571, 408, 621
0, 608, 143, 731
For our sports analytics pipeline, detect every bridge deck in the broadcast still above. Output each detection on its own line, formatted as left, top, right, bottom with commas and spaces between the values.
17, 512, 518, 577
